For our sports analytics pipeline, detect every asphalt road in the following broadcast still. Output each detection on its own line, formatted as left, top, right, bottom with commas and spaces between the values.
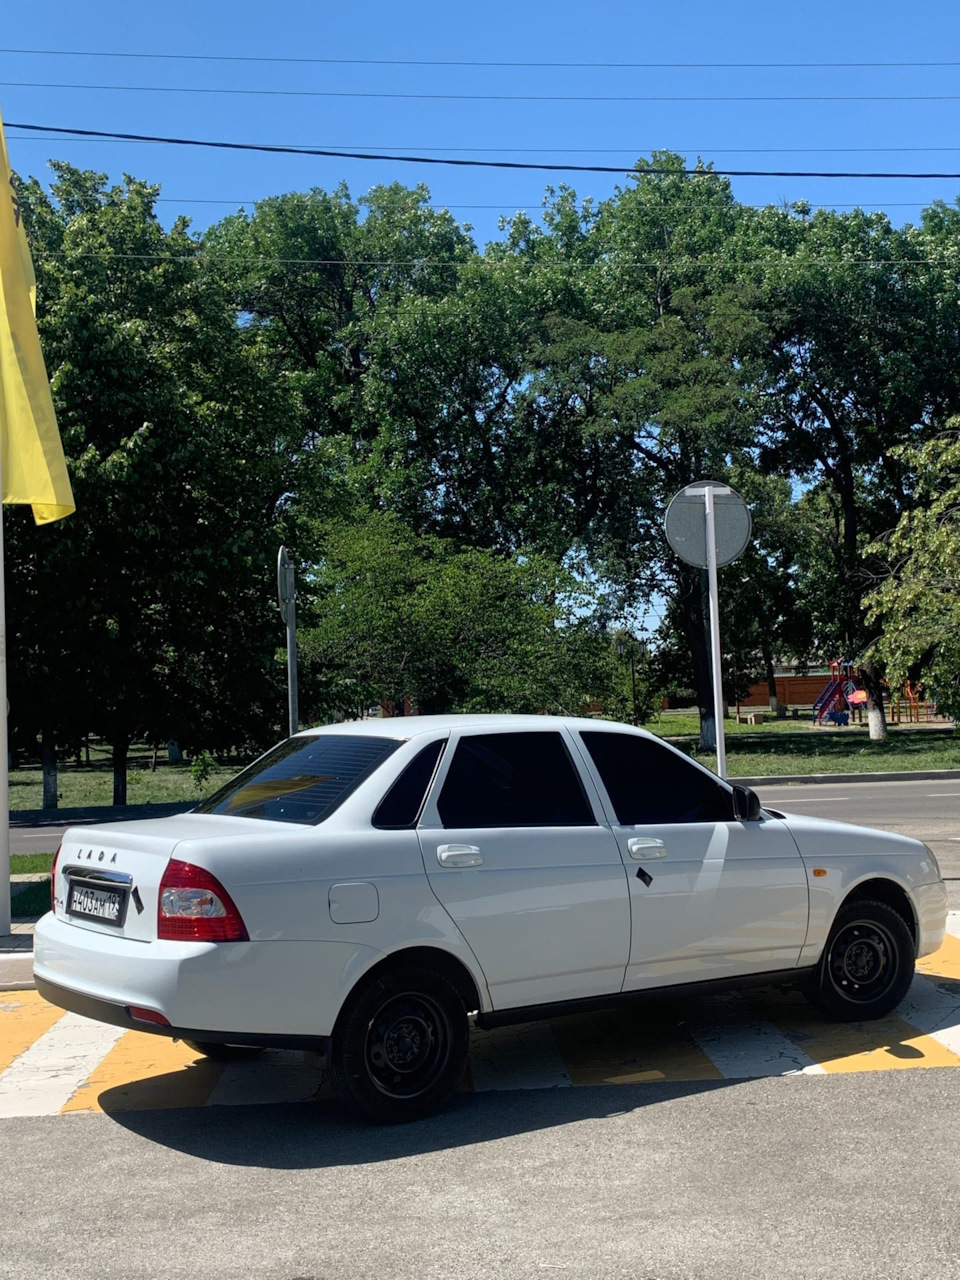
2, 1073, 959, 1280
754, 777, 960, 907
4, 776, 960, 1280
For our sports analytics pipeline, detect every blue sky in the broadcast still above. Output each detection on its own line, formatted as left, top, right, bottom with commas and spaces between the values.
3, 1, 960, 247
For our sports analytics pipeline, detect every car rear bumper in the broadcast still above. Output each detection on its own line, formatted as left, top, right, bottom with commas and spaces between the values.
34, 911, 381, 1038
34, 976, 330, 1053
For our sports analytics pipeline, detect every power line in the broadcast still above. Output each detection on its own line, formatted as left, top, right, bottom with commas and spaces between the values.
30, 252, 960, 268
147, 199, 939, 210
10, 134, 960, 155
6, 81, 960, 104
2, 47, 958, 70
11, 122, 960, 179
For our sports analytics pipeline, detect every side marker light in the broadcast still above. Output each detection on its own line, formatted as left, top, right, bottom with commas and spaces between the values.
813, 868, 827, 878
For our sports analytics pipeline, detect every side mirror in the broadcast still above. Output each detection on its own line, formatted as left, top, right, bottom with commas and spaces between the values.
732, 785, 762, 822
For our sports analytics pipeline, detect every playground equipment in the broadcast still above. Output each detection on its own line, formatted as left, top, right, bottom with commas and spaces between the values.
812, 660, 866, 726
891, 681, 939, 723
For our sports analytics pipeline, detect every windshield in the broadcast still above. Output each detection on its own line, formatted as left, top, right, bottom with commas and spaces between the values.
195, 735, 401, 825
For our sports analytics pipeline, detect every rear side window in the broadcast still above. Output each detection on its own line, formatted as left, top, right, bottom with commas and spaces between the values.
437, 732, 595, 828
373, 739, 446, 829
580, 732, 732, 825
196, 735, 401, 825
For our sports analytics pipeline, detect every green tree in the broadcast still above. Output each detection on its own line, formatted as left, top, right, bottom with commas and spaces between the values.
864, 424, 960, 718
9, 164, 297, 802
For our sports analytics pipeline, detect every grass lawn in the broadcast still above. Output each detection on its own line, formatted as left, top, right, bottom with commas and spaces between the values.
12, 879, 50, 919
11, 853, 56, 873
8, 754, 236, 812
691, 727, 960, 777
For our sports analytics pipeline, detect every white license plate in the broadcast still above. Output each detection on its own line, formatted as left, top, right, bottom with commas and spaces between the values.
67, 883, 126, 924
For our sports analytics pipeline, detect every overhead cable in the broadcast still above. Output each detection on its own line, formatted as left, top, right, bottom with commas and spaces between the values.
5, 80, 960, 103
9, 122, 960, 179
1, 47, 958, 69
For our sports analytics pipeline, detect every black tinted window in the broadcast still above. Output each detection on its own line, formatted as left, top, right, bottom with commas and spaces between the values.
196, 735, 400, 825
372, 739, 446, 828
580, 732, 732, 825
438, 732, 595, 828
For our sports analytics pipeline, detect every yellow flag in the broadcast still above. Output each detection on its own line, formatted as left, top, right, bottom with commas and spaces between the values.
0, 110, 74, 524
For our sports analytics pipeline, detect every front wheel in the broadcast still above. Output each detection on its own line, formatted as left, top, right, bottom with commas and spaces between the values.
329, 966, 469, 1123
812, 899, 915, 1021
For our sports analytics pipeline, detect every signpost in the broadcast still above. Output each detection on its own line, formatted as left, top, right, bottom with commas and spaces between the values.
664, 482, 752, 779
277, 546, 298, 738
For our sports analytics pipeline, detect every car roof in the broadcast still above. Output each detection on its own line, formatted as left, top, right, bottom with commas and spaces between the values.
296, 714, 656, 741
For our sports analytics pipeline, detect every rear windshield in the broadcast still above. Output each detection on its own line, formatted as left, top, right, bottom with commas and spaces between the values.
195, 735, 401, 825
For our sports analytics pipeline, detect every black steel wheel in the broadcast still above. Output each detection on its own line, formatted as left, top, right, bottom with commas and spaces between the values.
330, 966, 469, 1123
812, 899, 915, 1021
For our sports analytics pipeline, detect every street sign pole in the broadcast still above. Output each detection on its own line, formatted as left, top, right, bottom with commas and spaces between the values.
277, 547, 298, 738
665, 480, 751, 782
701, 484, 728, 779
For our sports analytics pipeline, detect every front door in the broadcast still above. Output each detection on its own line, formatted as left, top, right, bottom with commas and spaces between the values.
417, 728, 631, 1009
573, 729, 809, 991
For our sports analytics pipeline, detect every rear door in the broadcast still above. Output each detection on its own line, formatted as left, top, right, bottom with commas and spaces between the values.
574, 730, 809, 990
417, 728, 630, 1009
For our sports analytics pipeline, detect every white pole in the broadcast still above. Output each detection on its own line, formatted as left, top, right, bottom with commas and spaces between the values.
703, 486, 727, 780
0, 496, 10, 936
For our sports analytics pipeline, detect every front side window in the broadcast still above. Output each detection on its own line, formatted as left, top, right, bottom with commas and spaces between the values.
196, 735, 401, 825
580, 732, 732, 825
437, 732, 595, 828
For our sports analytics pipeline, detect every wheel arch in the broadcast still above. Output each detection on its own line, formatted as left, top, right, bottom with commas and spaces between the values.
337, 945, 484, 1027
839, 877, 919, 950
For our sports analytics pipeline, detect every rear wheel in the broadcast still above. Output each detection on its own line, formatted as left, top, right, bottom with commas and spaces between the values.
183, 1041, 264, 1062
812, 899, 915, 1021
329, 966, 469, 1124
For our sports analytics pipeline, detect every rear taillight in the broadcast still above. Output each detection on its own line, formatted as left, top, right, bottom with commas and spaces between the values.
50, 844, 61, 914
157, 859, 249, 942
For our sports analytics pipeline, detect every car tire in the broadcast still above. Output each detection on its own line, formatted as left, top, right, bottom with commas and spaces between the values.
811, 899, 915, 1021
329, 966, 470, 1124
183, 1040, 265, 1061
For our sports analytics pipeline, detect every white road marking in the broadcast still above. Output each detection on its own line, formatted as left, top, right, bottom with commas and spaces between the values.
768, 797, 850, 804
0, 1014, 126, 1118
686, 999, 826, 1078
898, 977, 960, 1058
926, 793, 960, 798
946, 911, 960, 938
206, 1050, 321, 1107
469, 1022, 572, 1091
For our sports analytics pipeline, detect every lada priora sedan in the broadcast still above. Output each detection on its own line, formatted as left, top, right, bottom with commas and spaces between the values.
35, 715, 948, 1122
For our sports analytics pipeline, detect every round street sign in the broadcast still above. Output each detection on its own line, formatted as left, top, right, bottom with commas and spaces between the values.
664, 481, 752, 568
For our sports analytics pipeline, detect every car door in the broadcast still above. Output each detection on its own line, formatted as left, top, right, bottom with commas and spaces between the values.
417, 728, 631, 1009
573, 729, 809, 991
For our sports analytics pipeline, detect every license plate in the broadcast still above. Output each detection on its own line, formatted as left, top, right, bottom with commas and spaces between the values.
67, 882, 126, 925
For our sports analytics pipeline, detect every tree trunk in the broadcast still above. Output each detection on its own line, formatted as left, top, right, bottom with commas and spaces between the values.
859, 661, 888, 742
762, 643, 779, 713
41, 728, 58, 810
112, 739, 129, 806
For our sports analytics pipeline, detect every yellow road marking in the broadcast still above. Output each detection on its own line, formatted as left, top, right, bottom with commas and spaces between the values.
742, 988, 960, 1073
917, 932, 960, 983
0, 990, 64, 1074
550, 1008, 723, 1084
61, 1032, 226, 1113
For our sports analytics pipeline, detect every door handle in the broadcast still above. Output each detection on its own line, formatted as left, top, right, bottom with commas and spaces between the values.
627, 838, 667, 860
437, 844, 483, 868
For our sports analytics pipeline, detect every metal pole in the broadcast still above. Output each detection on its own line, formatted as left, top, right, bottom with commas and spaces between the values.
286, 582, 298, 738
630, 649, 638, 726
704, 487, 727, 779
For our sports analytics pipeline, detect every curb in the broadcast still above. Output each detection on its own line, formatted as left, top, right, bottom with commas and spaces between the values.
735, 768, 960, 787
0, 954, 35, 992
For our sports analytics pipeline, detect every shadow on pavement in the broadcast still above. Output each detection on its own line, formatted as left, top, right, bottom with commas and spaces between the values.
99, 1077, 735, 1169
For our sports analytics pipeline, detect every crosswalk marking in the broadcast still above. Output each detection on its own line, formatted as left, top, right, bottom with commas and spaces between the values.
0, 1013, 126, 1118
61, 1030, 225, 1113
0, 909, 954, 1116
0, 990, 65, 1074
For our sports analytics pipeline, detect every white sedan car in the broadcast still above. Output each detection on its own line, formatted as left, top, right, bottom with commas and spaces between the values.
34, 715, 947, 1122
